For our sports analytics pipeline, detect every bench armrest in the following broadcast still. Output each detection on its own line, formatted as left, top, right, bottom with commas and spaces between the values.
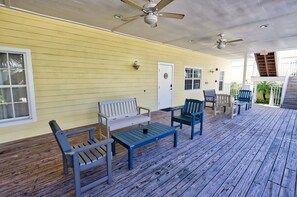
171, 107, 183, 117
65, 127, 96, 140
98, 112, 109, 120
191, 111, 204, 119
66, 138, 114, 155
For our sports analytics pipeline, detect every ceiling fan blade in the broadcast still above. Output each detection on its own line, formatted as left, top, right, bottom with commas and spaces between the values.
121, 14, 144, 21
158, 12, 184, 19
226, 39, 243, 43
155, 0, 174, 11
121, 0, 143, 11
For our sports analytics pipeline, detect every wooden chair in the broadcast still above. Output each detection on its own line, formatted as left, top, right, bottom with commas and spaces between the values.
203, 89, 216, 110
235, 90, 252, 109
171, 99, 204, 139
49, 120, 113, 197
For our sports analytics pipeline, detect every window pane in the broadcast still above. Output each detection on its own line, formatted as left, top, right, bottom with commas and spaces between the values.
194, 69, 201, 79
0, 69, 10, 85
220, 71, 224, 81
0, 104, 13, 120
185, 79, 193, 90
193, 79, 200, 89
219, 81, 223, 91
10, 69, 26, 85
12, 87, 28, 103
15, 103, 29, 118
0, 53, 8, 68
0, 88, 12, 103
9, 54, 24, 69
185, 68, 193, 78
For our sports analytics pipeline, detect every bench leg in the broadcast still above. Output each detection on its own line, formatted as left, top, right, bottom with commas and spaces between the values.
237, 105, 241, 115
191, 124, 194, 140
174, 131, 178, 147
128, 148, 133, 170
62, 155, 68, 175
73, 155, 81, 197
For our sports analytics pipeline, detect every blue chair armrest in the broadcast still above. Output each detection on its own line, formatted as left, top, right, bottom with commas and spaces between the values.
65, 127, 96, 140
191, 111, 204, 119
66, 138, 114, 155
171, 107, 183, 117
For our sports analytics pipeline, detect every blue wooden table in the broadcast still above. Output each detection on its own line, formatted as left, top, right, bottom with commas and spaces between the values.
111, 122, 177, 170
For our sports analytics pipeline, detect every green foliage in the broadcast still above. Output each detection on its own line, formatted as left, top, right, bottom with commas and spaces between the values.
256, 99, 269, 104
230, 82, 241, 96
257, 81, 276, 100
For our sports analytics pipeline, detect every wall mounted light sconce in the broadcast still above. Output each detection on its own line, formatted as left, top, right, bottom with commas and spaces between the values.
133, 61, 141, 70
209, 69, 215, 74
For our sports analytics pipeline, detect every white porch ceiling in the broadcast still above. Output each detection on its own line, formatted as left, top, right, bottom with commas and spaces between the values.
1, 0, 297, 59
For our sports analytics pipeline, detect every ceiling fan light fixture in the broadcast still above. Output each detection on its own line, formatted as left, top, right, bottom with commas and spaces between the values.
144, 13, 158, 25
217, 42, 226, 49
260, 24, 269, 29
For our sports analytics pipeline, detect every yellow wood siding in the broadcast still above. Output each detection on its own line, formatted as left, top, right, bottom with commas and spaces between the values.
0, 7, 231, 143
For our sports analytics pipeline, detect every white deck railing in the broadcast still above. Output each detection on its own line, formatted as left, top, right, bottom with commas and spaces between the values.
269, 86, 283, 106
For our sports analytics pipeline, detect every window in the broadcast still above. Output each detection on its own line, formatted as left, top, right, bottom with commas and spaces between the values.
219, 71, 224, 91
0, 47, 36, 127
184, 67, 202, 90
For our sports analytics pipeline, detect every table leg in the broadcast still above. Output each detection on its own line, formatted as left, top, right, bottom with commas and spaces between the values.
245, 103, 248, 110
128, 148, 133, 170
112, 140, 116, 156
237, 104, 241, 115
174, 131, 178, 147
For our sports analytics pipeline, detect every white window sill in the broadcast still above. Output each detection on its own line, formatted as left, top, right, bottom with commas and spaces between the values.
0, 117, 37, 128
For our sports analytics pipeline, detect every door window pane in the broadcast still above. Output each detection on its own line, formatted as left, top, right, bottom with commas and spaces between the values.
0, 69, 10, 85
10, 69, 26, 85
0, 88, 12, 103
0, 104, 13, 120
9, 54, 24, 69
15, 103, 29, 117
12, 87, 28, 103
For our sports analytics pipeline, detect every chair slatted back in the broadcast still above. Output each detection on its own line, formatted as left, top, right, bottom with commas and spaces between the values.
203, 89, 216, 98
183, 99, 204, 116
238, 90, 252, 102
98, 98, 138, 119
49, 120, 72, 153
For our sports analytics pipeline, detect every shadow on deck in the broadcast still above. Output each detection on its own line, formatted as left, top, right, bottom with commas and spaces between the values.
0, 105, 296, 197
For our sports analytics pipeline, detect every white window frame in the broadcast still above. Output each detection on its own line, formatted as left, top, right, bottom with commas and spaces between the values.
219, 70, 225, 91
184, 66, 202, 91
0, 46, 36, 127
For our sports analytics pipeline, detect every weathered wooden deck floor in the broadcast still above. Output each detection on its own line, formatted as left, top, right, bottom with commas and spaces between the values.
0, 105, 296, 197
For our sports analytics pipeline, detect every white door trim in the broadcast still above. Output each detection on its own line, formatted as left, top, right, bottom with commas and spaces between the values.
158, 62, 174, 109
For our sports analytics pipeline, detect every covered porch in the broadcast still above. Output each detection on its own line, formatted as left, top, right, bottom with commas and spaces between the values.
1, 105, 296, 196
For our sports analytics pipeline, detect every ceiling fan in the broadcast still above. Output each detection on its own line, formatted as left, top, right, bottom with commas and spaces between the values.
120, 0, 185, 28
215, 34, 243, 49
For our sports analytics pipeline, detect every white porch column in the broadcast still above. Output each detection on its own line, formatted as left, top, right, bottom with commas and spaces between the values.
253, 81, 258, 103
242, 53, 248, 88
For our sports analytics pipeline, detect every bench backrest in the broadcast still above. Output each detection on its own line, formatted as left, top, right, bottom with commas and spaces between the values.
238, 90, 252, 102
49, 120, 72, 153
216, 94, 231, 107
203, 89, 216, 98
98, 98, 138, 119
183, 99, 204, 116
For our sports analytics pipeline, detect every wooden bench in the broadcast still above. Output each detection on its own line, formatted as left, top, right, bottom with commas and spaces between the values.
98, 98, 151, 138
214, 94, 231, 115
203, 89, 216, 110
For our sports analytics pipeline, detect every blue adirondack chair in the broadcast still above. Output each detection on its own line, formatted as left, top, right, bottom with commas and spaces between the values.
234, 90, 252, 109
49, 120, 113, 197
171, 99, 204, 139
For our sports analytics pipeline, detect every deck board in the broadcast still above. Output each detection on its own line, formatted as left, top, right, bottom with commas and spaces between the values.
0, 105, 296, 197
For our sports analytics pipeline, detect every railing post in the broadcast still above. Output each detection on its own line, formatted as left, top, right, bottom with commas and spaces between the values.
269, 86, 274, 106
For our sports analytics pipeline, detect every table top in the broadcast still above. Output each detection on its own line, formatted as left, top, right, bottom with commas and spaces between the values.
111, 122, 176, 147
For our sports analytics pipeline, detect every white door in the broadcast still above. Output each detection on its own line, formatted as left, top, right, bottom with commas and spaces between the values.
158, 63, 173, 109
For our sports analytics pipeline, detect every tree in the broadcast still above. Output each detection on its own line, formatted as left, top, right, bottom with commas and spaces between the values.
257, 81, 275, 100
